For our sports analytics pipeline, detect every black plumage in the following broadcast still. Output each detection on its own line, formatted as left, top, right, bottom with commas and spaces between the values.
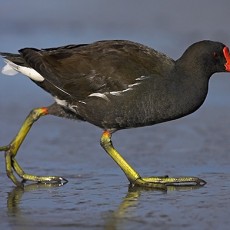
1, 40, 230, 188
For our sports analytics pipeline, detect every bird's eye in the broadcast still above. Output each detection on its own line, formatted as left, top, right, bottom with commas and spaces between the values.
213, 52, 218, 59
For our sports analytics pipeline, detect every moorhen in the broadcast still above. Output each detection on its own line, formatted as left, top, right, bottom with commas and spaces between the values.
1, 40, 230, 189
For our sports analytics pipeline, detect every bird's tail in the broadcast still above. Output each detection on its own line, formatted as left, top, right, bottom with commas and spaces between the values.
0, 52, 44, 81
0, 52, 25, 76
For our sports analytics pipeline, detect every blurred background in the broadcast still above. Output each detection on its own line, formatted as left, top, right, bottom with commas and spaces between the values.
1, 1, 230, 230
1, 0, 230, 107
1, 0, 230, 52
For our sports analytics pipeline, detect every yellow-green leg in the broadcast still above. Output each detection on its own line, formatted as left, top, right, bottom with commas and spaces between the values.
100, 130, 206, 190
0, 107, 68, 187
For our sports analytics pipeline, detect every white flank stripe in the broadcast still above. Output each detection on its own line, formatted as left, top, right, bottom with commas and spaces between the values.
128, 82, 140, 87
135, 75, 150, 81
2, 59, 44, 82
88, 92, 110, 101
110, 88, 132, 96
109, 91, 122, 96
110, 82, 140, 96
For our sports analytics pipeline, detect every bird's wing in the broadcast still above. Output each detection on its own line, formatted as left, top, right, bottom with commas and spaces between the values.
16, 41, 173, 100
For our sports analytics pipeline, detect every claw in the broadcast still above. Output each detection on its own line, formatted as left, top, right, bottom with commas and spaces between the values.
59, 177, 68, 185
195, 178, 207, 186
46, 176, 68, 186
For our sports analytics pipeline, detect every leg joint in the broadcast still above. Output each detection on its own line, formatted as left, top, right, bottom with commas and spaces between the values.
100, 130, 112, 147
29, 107, 48, 121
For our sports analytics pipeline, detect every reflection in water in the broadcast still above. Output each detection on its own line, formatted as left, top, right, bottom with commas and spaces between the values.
7, 183, 62, 212
7, 183, 64, 230
104, 184, 204, 229
7, 183, 204, 229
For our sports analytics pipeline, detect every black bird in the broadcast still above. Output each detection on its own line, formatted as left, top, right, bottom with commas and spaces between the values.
1, 40, 230, 189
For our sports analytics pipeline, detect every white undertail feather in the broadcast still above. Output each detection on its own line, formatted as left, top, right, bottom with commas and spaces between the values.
1, 62, 18, 75
1, 59, 44, 82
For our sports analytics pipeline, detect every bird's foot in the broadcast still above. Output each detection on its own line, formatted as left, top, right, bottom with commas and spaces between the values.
0, 107, 68, 187
1, 144, 68, 188
20, 175, 68, 186
8, 156, 68, 188
131, 175, 206, 190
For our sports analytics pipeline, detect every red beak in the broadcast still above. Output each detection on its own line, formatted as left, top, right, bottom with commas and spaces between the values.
223, 47, 230, 72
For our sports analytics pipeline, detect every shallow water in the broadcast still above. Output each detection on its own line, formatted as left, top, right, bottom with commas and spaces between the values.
1, 1, 230, 229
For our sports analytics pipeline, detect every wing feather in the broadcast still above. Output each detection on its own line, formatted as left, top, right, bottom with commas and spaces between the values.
8, 40, 174, 100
